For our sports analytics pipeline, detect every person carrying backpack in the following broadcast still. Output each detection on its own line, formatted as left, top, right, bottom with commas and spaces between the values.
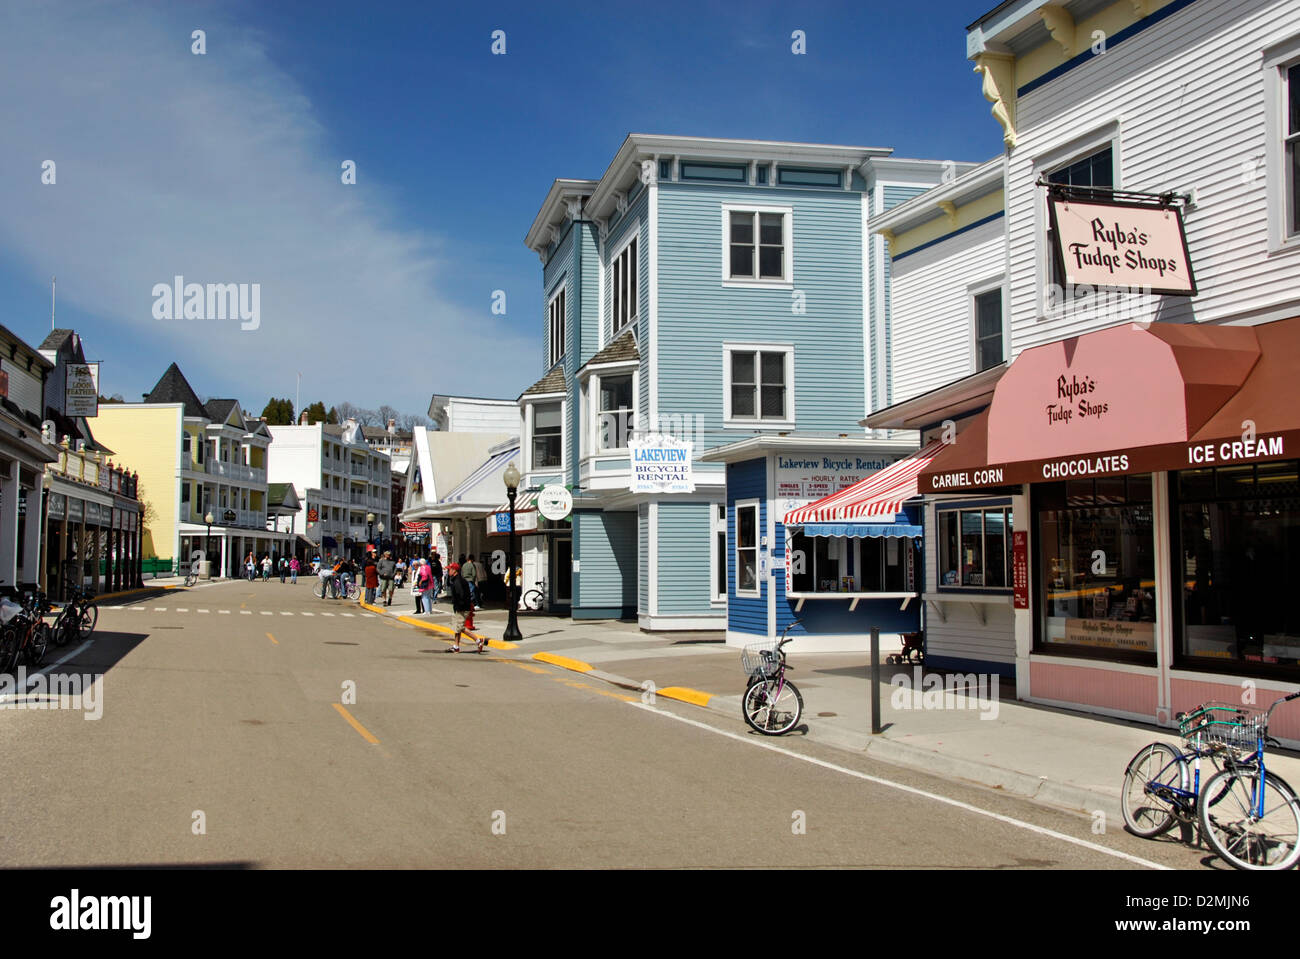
377, 551, 397, 606
428, 551, 444, 601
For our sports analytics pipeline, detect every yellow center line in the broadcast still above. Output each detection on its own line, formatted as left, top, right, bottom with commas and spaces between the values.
332, 703, 380, 744
266, 632, 278, 645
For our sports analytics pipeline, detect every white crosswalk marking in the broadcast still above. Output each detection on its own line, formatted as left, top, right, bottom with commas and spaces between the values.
197, 609, 209, 613
321, 612, 334, 617
175, 608, 188, 612
280, 612, 293, 616
218, 610, 230, 614
342, 613, 355, 618
260, 611, 272, 616
300, 612, 314, 617
154, 608, 167, 612
239, 611, 251, 615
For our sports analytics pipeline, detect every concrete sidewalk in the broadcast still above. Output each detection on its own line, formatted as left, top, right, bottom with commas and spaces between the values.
364, 602, 1300, 824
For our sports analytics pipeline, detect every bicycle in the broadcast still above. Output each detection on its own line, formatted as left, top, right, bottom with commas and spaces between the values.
522, 578, 546, 611
740, 620, 804, 736
0, 593, 53, 672
313, 574, 359, 601
51, 585, 97, 646
184, 565, 199, 588
1121, 692, 1300, 870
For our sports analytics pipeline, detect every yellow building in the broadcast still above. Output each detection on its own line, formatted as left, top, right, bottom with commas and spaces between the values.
94, 363, 287, 577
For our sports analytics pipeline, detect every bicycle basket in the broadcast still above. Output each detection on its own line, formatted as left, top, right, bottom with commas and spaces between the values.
741, 642, 781, 678
1179, 702, 1268, 752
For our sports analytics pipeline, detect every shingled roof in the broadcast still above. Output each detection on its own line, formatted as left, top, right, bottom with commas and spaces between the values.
144, 363, 207, 418
520, 363, 566, 398
204, 398, 245, 428
576, 329, 639, 375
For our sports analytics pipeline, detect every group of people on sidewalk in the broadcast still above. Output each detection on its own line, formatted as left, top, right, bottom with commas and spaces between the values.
242, 551, 303, 583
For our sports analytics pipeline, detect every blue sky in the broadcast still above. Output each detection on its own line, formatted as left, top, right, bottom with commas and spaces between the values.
0, 0, 1001, 419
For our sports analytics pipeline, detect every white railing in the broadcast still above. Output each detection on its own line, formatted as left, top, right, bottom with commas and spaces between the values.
206, 461, 264, 483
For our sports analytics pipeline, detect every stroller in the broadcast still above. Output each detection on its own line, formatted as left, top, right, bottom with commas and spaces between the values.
886, 630, 925, 665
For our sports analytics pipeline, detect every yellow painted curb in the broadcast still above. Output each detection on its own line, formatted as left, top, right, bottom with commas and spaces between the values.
390, 614, 518, 650
532, 651, 593, 674
98, 584, 178, 601
656, 686, 713, 708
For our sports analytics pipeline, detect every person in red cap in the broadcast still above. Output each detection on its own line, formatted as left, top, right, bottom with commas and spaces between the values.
445, 562, 482, 653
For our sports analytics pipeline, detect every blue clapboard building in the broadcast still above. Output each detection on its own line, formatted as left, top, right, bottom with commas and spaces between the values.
520, 135, 971, 644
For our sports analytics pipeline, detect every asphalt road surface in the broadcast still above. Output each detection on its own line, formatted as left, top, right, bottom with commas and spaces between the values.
0, 580, 1215, 870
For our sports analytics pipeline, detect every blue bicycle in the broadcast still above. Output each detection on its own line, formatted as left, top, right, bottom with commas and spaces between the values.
1121, 691, 1300, 870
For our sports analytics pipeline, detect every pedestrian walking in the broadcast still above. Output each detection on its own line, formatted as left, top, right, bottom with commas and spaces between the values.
445, 562, 482, 653
377, 551, 396, 606
279, 556, 288, 583
245, 551, 256, 582
261, 555, 272, 582
363, 553, 379, 605
289, 556, 300, 585
461, 554, 479, 609
428, 550, 444, 601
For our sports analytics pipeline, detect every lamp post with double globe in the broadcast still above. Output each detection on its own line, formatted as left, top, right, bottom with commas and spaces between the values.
205, 511, 215, 579
502, 461, 523, 642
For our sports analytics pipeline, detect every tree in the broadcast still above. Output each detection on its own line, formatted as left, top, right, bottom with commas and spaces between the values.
377, 404, 400, 428
260, 397, 294, 425
326, 406, 339, 425
400, 413, 430, 432
301, 401, 329, 425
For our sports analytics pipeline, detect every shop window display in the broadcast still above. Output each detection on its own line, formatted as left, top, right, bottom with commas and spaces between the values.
1036, 475, 1156, 659
1177, 460, 1299, 672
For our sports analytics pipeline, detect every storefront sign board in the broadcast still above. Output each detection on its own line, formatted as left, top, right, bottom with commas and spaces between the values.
1012, 531, 1029, 609
629, 435, 694, 494
1048, 197, 1196, 296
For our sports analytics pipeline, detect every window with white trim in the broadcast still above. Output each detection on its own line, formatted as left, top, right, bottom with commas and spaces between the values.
724, 345, 793, 424
973, 287, 1003, 372
938, 507, 1012, 590
531, 401, 562, 469
735, 501, 759, 596
611, 237, 638, 334
712, 503, 727, 603
725, 208, 790, 283
547, 287, 566, 368
1046, 147, 1113, 302
1287, 62, 1300, 238
597, 373, 634, 451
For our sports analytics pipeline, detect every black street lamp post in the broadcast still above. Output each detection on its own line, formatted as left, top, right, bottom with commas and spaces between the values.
366, 512, 375, 549
502, 461, 523, 642
204, 511, 214, 579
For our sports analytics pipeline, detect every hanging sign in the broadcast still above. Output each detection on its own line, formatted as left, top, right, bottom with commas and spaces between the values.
487, 509, 538, 535
629, 435, 694, 494
65, 363, 100, 417
1048, 197, 1196, 296
537, 485, 573, 521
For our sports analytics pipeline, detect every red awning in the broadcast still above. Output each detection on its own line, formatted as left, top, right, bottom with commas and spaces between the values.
401, 521, 430, 533
918, 317, 1300, 494
783, 441, 944, 525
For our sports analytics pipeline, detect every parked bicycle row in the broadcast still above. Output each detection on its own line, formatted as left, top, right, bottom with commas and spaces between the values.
0, 584, 98, 673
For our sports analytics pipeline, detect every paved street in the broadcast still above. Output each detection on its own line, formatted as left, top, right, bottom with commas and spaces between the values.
0, 580, 1216, 869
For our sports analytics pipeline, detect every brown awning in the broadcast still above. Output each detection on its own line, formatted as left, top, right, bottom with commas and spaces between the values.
919, 317, 1299, 494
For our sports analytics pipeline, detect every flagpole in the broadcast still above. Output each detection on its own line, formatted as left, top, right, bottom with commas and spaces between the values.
51, 276, 56, 331
295, 371, 301, 424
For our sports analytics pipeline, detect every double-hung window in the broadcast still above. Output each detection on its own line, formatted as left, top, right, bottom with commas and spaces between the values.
724, 207, 791, 284
531, 402, 562, 469
974, 287, 1003, 371
735, 502, 759, 596
547, 287, 566, 368
611, 237, 638, 334
1266, 44, 1300, 250
1046, 146, 1113, 302
597, 374, 634, 451
1288, 62, 1300, 238
725, 344, 793, 425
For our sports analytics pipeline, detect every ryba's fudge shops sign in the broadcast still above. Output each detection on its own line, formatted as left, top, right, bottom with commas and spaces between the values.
1048, 197, 1196, 297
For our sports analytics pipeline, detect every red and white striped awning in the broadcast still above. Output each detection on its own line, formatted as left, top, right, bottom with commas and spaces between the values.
783, 440, 945, 525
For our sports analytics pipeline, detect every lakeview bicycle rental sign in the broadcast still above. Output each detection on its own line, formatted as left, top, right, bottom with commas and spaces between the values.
629, 435, 694, 494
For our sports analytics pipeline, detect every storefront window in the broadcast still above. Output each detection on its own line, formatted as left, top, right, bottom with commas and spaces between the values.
1176, 460, 1299, 673
789, 531, 916, 593
938, 507, 1012, 589
1036, 475, 1156, 659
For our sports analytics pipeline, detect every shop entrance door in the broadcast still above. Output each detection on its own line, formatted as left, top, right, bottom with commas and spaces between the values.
553, 537, 572, 606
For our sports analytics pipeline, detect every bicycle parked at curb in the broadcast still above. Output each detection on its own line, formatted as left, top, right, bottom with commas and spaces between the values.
52, 584, 97, 647
1120, 691, 1300, 870
0, 592, 54, 672
740, 620, 804, 736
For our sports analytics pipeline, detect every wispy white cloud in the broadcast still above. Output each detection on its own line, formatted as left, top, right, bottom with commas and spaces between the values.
0, 2, 533, 413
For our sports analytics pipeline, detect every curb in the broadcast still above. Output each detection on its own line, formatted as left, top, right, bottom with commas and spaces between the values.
360, 600, 519, 650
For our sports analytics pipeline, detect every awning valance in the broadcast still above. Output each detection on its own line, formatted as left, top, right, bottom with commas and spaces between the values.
783, 440, 943, 525
490, 488, 539, 515
801, 520, 923, 539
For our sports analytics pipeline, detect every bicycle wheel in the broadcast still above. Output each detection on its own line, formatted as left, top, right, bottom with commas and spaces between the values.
742, 679, 803, 736
523, 589, 542, 611
185, 573, 197, 587
0, 626, 20, 674
78, 603, 98, 639
1199, 768, 1300, 870
1120, 742, 1186, 838
27, 623, 50, 667
313, 580, 326, 599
